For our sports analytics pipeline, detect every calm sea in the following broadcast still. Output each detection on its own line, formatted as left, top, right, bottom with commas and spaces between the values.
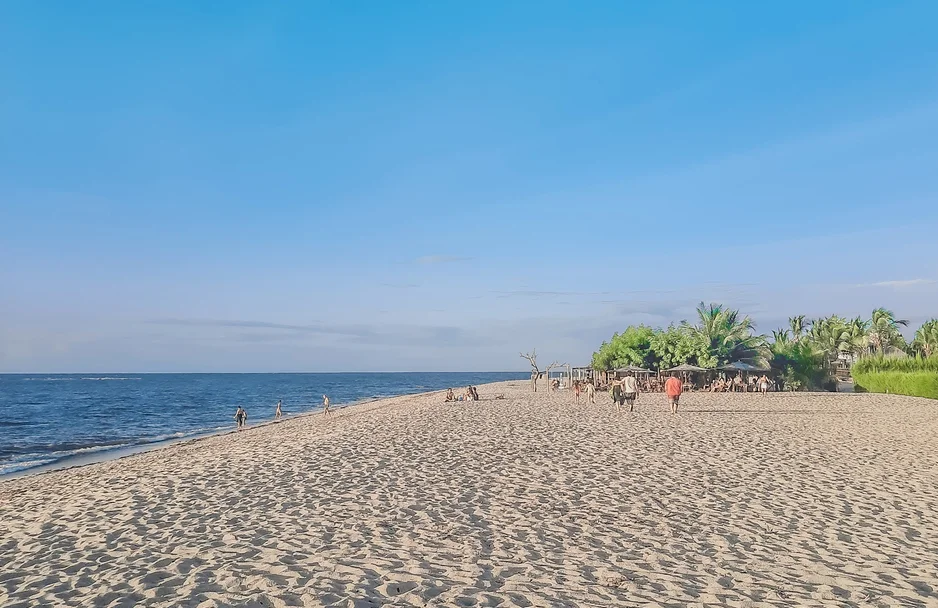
0, 372, 526, 476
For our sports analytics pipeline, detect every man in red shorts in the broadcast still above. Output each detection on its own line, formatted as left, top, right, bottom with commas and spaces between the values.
665, 374, 683, 414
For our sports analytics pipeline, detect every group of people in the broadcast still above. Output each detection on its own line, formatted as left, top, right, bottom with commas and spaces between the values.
445, 386, 480, 402
611, 373, 685, 414
708, 374, 772, 395
572, 379, 596, 404
233, 394, 332, 431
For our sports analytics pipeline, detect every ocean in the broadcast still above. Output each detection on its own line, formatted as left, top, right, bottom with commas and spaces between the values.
0, 372, 527, 476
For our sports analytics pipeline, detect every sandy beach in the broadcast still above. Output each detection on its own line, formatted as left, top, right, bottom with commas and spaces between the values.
1, 381, 937, 607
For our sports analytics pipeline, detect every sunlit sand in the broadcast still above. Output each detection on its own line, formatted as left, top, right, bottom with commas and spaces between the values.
2, 381, 936, 607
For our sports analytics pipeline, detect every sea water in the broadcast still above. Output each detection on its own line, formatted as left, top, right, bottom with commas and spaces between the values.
0, 372, 526, 476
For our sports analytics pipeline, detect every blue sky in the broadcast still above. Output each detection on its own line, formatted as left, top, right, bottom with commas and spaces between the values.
1, 1, 937, 372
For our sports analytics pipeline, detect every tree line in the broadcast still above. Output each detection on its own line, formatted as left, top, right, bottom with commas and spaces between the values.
591, 302, 937, 391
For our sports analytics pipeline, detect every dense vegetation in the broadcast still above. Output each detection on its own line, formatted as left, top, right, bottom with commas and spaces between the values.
852, 356, 938, 399
592, 303, 937, 393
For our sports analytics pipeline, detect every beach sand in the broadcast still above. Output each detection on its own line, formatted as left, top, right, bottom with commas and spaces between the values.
2, 381, 937, 607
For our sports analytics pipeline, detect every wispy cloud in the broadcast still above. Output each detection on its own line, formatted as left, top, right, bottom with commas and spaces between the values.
861, 279, 936, 289
415, 255, 472, 265
381, 282, 421, 289
147, 317, 481, 348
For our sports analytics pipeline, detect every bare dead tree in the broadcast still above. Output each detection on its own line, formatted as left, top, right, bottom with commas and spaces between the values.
544, 361, 567, 393
520, 350, 540, 393
521, 350, 567, 393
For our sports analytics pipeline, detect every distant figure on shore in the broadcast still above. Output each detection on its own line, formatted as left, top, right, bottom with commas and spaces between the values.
322, 394, 331, 415
275, 399, 282, 420
665, 374, 683, 414
445, 388, 455, 402
573, 380, 581, 404
585, 381, 595, 404
234, 406, 247, 430
471, 386, 480, 401
758, 374, 770, 396
622, 373, 639, 412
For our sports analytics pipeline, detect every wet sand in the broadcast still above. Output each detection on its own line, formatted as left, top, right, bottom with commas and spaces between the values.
1, 381, 936, 607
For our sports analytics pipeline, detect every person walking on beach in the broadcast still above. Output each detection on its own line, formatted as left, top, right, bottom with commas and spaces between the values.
322, 394, 331, 416
573, 380, 581, 404
274, 399, 282, 420
234, 406, 247, 430
611, 380, 623, 412
665, 374, 683, 414
758, 374, 770, 396
622, 372, 639, 412
585, 380, 596, 404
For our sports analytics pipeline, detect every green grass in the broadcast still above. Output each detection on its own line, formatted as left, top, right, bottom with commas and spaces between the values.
853, 370, 938, 399
852, 355, 938, 374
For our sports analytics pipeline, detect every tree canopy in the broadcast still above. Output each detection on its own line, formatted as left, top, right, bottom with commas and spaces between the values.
591, 303, 932, 392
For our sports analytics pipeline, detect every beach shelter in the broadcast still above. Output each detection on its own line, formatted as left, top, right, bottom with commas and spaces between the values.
614, 365, 652, 378
719, 361, 770, 373
663, 364, 708, 373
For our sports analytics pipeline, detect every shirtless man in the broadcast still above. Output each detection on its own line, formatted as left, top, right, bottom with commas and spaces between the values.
585, 380, 596, 404
664, 374, 683, 414
758, 374, 770, 396
622, 372, 639, 412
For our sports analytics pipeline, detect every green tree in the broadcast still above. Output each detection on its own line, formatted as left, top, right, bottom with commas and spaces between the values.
648, 324, 714, 369
911, 319, 938, 357
590, 325, 655, 370
842, 317, 871, 359
691, 302, 769, 367
771, 339, 828, 391
806, 315, 849, 369
868, 308, 909, 354
789, 315, 807, 341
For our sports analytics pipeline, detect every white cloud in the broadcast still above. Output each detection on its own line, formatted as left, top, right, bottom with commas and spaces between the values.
863, 279, 936, 289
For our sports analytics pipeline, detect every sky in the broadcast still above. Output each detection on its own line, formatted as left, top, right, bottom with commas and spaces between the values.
1, 1, 937, 372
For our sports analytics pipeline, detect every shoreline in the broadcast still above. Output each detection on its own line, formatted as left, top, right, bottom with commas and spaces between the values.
0, 390, 443, 482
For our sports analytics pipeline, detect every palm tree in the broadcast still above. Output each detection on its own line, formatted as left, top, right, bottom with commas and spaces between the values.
842, 317, 871, 359
807, 315, 850, 370
692, 302, 770, 367
912, 319, 938, 357
789, 315, 807, 341
868, 308, 909, 354
772, 329, 791, 345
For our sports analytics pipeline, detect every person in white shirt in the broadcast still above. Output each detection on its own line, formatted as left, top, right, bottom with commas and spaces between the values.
622, 373, 639, 412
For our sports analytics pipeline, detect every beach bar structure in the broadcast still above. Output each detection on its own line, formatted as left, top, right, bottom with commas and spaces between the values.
613, 365, 653, 378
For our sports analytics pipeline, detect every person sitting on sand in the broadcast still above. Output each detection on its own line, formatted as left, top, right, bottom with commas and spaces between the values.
733, 374, 744, 393
445, 388, 455, 402
464, 386, 474, 402
234, 406, 247, 430
275, 399, 282, 420
665, 374, 683, 414
758, 374, 770, 396
471, 386, 480, 401
322, 394, 331, 415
